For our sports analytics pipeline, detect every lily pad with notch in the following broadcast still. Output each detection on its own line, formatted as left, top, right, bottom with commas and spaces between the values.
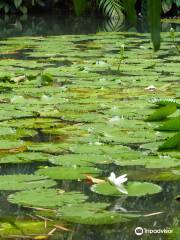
91, 181, 162, 197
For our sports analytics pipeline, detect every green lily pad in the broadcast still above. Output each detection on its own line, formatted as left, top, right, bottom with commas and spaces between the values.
49, 154, 112, 166
0, 140, 25, 151
0, 127, 15, 136
0, 174, 56, 190
91, 181, 162, 197
0, 152, 51, 164
8, 189, 88, 208
36, 166, 101, 180
57, 203, 139, 225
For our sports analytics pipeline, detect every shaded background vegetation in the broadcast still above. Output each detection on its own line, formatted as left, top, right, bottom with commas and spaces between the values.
0, 1, 179, 50
0, 0, 179, 16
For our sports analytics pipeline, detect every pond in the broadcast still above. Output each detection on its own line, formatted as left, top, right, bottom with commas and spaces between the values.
0, 15, 179, 239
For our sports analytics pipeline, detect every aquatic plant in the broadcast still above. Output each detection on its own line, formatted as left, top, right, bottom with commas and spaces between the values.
0, 30, 179, 238
108, 172, 128, 194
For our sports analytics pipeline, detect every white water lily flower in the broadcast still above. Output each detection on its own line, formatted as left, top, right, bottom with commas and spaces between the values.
108, 172, 128, 194
145, 85, 156, 92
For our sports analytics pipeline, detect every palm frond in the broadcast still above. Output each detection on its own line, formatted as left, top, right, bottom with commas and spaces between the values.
97, 0, 123, 18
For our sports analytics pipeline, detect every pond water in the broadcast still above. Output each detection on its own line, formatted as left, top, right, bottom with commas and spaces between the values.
0, 15, 179, 239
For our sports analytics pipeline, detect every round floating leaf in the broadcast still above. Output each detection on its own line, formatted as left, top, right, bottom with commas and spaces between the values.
68, 144, 129, 155
57, 203, 139, 225
0, 140, 25, 151
36, 166, 101, 180
27, 143, 66, 154
146, 104, 177, 121
0, 152, 51, 164
50, 154, 112, 166
145, 157, 180, 169
91, 181, 162, 197
0, 174, 56, 191
8, 189, 88, 208
0, 127, 15, 136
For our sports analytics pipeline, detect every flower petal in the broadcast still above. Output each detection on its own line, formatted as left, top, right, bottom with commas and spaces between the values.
116, 184, 128, 194
115, 174, 128, 185
108, 172, 116, 184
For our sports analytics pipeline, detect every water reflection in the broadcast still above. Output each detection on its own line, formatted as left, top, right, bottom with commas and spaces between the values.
0, 15, 179, 38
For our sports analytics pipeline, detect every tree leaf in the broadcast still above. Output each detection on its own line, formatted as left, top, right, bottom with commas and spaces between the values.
147, 0, 161, 51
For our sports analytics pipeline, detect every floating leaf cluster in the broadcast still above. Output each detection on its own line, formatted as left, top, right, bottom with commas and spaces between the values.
0, 30, 179, 237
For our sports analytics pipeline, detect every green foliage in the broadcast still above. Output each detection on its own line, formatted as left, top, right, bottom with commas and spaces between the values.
91, 181, 162, 197
36, 166, 101, 180
98, 0, 123, 18
145, 104, 177, 121
58, 202, 138, 225
0, 220, 51, 238
0, 0, 45, 14
0, 139, 24, 151
162, 0, 180, 13
159, 133, 180, 150
121, 0, 137, 26
73, 0, 88, 16
0, 30, 179, 238
8, 189, 88, 208
157, 116, 180, 131
0, 174, 56, 190
147, 0, 161, 51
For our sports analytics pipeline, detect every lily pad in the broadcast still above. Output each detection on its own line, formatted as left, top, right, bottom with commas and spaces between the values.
8, 189, 88, 208
49, 154, 112, 166
36, 166, 101, 180
58, 203, 139, 225
0, 152, 51, 164
0, 127, 15, 136
0, 140, 25, 151
91, 181, 162, 197
0, 174, 56, 191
